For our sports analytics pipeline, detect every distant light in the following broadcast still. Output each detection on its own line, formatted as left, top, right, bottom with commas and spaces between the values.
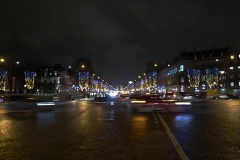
175, 102, 191, 105
16, 61, 20, 64
69, 66, 72, 68
168, 64, 170, 67
109, 92, 117, 97
230, 55, 234, 59
37, 102, 55, 106
216, 59, 219, 61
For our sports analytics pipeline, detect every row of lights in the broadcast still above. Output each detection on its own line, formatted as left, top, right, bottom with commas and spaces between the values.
0, 58, 20, 65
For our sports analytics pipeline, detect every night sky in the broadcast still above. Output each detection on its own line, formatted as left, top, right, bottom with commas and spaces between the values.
1, 0, 240, 87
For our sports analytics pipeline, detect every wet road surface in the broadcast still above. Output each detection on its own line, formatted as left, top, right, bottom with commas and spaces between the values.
0, 100, 179, 160
1, 99, 240, 159
159, 99, 240, 160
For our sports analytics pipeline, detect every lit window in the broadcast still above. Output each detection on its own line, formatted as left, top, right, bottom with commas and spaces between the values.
231, 82, 234, 86
219, 71, 225, 74
54, 71, 57, 76
202, 84, 205, 89
181, 77, 184, 82
231, 55, 234, 59
179, 65, 184, 71
230, 67, 234, 69
239, 81, 240, 86
49, 72, 52, 76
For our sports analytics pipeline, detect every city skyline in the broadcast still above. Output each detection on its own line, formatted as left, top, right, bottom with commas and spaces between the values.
1, 0, 240, 86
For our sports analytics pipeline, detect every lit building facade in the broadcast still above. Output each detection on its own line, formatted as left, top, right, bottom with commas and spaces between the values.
158, 47, 240, 94
34, 64, 73, 94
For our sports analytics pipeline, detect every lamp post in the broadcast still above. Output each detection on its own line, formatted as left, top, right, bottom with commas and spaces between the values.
91, 73, 95, 98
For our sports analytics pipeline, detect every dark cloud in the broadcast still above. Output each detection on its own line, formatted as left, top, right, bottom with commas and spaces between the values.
1, 0, 240, 86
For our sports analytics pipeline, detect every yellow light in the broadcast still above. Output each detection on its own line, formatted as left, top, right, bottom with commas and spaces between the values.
230, 55, 234, 59
82, 65, 85, 68
154, 64, 157, 67
0, 59, 4, 62
216, 59, 219, 61
130, 100, 146, 103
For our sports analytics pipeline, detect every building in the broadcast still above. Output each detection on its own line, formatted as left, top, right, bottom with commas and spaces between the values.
158, 46, 240, 94
34, 64, 73, 94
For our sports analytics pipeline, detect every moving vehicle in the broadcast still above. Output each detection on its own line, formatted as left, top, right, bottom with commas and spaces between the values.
163, 92, 183, 101
7, 95, 55, 111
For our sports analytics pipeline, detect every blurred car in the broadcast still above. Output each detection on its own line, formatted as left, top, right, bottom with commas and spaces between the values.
0, 95, 8, 103
129, 94, 163, 103
163, 92, 183, 101
181, 92, 204, 101
120, 94, 130, 102
129, 93, 191, 112
195, 92, 211, 99
94, 96, 108, 102
213, 93, 239, 99
226, 93, 239, 99
7, 95, 55, 111
216, 94, 229, 99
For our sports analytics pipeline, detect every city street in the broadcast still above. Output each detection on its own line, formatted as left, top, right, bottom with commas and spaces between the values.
0, 99, 240, 159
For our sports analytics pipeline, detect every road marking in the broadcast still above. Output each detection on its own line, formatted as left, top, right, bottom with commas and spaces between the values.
157, 112, 189, 160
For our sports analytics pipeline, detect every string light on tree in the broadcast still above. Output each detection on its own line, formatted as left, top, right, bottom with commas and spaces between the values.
206, 68, 219, 89
187, 68, 200, 87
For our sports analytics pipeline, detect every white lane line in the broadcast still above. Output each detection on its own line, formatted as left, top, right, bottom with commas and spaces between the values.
157, 112, 189, 160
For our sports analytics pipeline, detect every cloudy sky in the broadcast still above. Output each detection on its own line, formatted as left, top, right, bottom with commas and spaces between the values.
1, 0, 240, 86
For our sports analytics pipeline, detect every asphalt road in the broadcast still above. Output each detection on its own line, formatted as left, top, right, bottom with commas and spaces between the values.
0, 99, 240, 160
159, 99, 240, 160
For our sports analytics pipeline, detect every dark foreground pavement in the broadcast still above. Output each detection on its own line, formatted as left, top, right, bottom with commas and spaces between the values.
0, 100, 181, 160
